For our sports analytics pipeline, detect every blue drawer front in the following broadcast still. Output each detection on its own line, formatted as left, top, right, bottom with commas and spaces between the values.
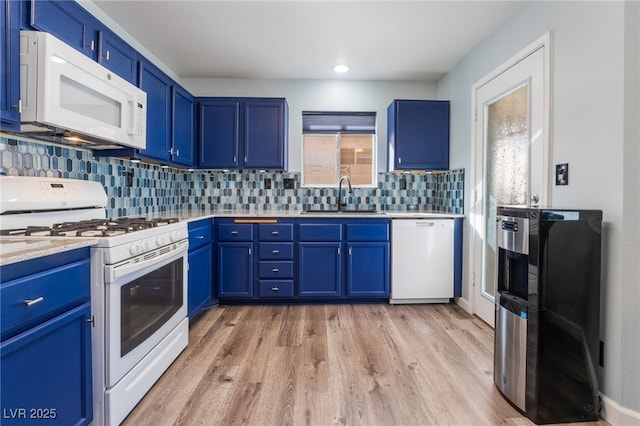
259, 224, 293, 241
188, 221, 212, 249
1, 259, 90, 340
259, 281, 294, 297
259, 261, 294, 279
217, 224, 253, 241
298, 223, 342, 241
346, 223, 390, 241
259, 243, 294, 260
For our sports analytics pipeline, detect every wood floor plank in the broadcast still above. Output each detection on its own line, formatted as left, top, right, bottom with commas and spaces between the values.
122, 303, 610, 426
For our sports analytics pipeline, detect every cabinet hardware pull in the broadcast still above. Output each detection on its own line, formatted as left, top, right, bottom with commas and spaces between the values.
271, 287, 279, 291
87, 316, 95, 327
272, 268, 280, 272
104, 50, 110, 60
196, 236, 204, 239
89, 40, 95, 51
271, 231, 279, 235
24, 297, 44, 307
337, 248, 341, 255
248, 248, 252, 255
272, 250, 280, 254
349, 247, 352, 255
231, 231, 239, 235
398, 157, 402, 164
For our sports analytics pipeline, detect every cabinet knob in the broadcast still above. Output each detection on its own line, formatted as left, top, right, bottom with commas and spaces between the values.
272, 249, 280, 254
271, 268, 280, 273
103, 50, 110, 61
271, 231, 279, 235
231, 231, 239, 235
271, 287, 280, 291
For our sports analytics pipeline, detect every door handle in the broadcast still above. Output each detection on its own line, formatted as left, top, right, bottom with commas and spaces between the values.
530, 194, 539, 205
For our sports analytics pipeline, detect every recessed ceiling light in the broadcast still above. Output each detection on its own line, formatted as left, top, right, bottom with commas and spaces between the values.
333, 64, 350, 73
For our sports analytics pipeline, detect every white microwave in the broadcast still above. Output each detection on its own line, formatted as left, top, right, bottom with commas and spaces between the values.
19, 31, 146, 150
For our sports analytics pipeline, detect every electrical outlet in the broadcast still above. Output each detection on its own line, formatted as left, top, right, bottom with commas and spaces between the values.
399, 177, 407, 190
555, 163, 569, 185
283, 178, 295, 189
264, 178, 271, 189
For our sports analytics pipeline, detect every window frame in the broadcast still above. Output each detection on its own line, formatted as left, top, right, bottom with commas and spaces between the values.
301, 112, 377, 188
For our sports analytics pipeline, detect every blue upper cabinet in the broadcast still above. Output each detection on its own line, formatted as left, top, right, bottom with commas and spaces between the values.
29, 1, 139, 85
387, 99, 450, 171
98, 29, 138, 85
1, 0, 20, 131
244, 99, 288, 170
171, 85, 195, 167
138, 59, 172, 163
30, 0, 100, 60
197, 100, 240, 168
197, 97, 288, 170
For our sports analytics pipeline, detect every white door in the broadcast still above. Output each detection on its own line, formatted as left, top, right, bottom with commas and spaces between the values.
470, 35, 550, 326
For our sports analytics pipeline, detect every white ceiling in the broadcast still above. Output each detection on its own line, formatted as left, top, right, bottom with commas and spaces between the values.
91, 0, 524, 82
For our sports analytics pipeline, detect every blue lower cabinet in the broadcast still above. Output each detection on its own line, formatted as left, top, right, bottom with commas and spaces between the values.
1, 302, 93, 425
346, 242, 389, 297
188, 219, 214, 318
217, 242, 253, 298
298, 242, 342, 297
188, 244, 213, 318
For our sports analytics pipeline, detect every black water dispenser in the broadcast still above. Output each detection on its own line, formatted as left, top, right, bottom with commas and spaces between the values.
494, 206, 602, 424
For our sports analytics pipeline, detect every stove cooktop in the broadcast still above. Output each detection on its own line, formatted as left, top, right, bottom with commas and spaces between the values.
1, 217, 181, 238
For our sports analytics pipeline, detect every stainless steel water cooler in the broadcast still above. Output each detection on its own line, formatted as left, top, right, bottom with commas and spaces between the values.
493, 207, 602, 424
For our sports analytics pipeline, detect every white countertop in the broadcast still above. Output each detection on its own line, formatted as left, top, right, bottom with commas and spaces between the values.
170, 209, 464, 222
0, 210, 463, 266
0, 237, 98, 266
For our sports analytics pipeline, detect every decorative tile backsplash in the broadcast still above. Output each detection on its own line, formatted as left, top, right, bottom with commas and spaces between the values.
0, 136, 464, 218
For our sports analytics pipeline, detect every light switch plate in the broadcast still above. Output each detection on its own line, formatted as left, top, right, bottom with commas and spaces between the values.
555, 163, 569, 185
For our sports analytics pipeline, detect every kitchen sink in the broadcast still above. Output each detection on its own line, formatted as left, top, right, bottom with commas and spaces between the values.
300, 209, 380, 215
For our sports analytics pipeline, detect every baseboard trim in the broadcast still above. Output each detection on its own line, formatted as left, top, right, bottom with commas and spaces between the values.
601, 393, 640, 426
455, 296, 472, 314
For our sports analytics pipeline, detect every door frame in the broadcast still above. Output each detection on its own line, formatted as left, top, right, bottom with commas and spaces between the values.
468, 32, 552, 326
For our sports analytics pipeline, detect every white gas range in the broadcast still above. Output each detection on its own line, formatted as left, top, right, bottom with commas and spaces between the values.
0, 176, 189, 426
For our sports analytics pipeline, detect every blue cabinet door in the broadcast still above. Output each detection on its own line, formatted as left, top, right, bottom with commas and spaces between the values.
197, 100, 240, 168
1, 0, 20, 131
30, 0, 99, 60
388, 100, 450, 171
298, 242, 342, 297
346, 242, 389, 297
217, 242, 253, 298
188, 244, 213, 318
139, 59, 171, 162
171, 85, 195, 167
244, 99, 288, 169
98, 29, 138, 85
0, 302, 93, 426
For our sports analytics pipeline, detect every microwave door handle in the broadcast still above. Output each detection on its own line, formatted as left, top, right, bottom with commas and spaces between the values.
127, 96, 140, 135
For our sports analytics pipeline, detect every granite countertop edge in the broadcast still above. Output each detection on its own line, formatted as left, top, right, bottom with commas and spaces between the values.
0, 237, 99, 267
167, 210, 465, 222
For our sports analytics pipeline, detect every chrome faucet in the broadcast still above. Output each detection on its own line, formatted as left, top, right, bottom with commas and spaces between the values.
337, 175, 353, 211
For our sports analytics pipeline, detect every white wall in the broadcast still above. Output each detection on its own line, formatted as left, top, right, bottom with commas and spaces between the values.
438, 0, 639, 419
182, 78, 436, 173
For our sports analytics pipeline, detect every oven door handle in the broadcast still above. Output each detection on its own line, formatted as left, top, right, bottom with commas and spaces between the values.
105, 240, 188, 283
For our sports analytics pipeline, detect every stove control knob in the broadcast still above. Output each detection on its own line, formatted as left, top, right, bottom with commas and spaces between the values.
156, 236, 167, 247
142, 240, 153, 252
170, 230, 181, 242
129, 244, 142, 256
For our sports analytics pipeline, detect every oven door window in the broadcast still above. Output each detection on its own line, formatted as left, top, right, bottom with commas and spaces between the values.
120, 258, 183, 357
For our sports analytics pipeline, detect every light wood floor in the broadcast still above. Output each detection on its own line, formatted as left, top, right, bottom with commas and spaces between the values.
122, 304, 608, 426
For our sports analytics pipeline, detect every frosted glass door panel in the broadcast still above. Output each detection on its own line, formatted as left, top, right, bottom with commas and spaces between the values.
483, 84, 529, 300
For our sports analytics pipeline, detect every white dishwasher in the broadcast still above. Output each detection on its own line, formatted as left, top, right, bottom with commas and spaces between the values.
390, 219, 454, 304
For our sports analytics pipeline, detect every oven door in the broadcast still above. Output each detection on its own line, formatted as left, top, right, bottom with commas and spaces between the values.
104, 241, 188, 387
